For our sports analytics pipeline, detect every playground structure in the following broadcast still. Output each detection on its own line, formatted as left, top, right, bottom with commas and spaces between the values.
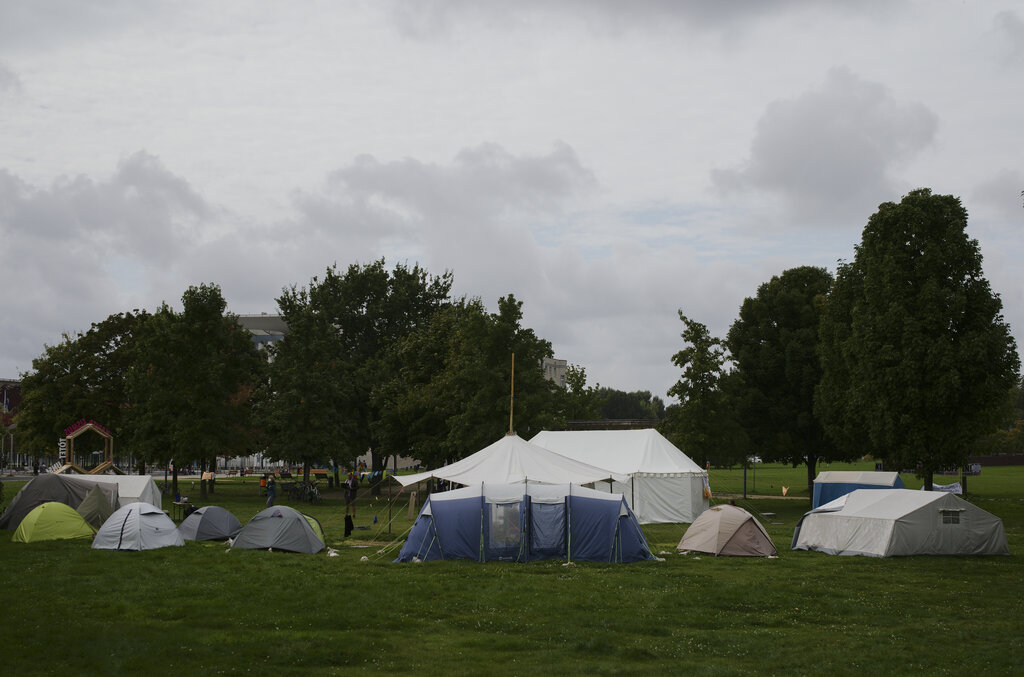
55, 420, 124, 475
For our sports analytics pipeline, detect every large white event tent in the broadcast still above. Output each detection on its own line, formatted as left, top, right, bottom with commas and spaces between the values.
395, 434, 624, 488
530, 429, 709, 524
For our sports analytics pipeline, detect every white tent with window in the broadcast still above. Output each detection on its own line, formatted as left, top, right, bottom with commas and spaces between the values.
396, 434, 623, 488
530, 429, 709, 524
791, 489, 1009, 557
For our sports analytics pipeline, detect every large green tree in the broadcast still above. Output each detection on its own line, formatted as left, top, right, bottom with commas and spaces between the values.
816, 189, 1020, 489
256, 287, 354, 483
17, 310, 150, 467
727, 266, 844, 496
374, 294, 559, 469
662, 313, 744, 467
126, 284, 263, 497
262, 260, 453, 485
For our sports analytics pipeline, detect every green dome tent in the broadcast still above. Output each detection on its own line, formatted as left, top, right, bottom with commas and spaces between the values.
12, 502, 97, 543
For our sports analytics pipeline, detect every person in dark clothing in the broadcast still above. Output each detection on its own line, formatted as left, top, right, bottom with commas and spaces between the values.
265, 475, 277, 508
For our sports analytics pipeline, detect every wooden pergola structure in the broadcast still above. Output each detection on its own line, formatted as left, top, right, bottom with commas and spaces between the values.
57, 420, 124, 475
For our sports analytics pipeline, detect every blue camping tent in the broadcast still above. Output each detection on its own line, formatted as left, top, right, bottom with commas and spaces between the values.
395, 482, 654, 563
812, 471, 905, 508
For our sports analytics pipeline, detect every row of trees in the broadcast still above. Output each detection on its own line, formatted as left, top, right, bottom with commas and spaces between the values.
14, 259, 655, 495
15, 189, 1021, 499
663, 189, 1021, 493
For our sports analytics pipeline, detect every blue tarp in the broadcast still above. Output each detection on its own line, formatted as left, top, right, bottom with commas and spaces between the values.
395, 482, 654, 563
812, 471, 905, 508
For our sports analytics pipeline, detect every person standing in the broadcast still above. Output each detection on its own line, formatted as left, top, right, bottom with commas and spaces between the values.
345, 472, 358, 517
265, 475, 277, 508
344, 472, 358, 537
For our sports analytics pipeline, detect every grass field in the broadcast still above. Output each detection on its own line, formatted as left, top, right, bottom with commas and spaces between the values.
1, 464, 1022, 676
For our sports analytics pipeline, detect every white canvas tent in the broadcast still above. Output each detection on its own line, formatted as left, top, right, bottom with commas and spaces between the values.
791, 489, 1009, 557
396, 434, 624, 488
530, 429, 709, 524
62, 474, 162, 508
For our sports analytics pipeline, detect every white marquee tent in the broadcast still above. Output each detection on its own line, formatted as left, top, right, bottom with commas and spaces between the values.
791, 489, 1009, 557
396, 434, 624, 488
530, 429, 709, 524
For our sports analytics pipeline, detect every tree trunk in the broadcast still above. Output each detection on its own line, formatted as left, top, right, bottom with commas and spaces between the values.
805, 454, 817, 507
371, 449, 384, 497
303, 460, 310, 484
209, 456, 216, 494
923, 467, 934, 492
200, 457, 208, 500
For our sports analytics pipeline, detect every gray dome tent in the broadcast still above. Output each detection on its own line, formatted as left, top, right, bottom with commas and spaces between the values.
0, 474, 118, 530
93, 502, 185, 551
232, 506, 325, 554
179, 506, 243, 541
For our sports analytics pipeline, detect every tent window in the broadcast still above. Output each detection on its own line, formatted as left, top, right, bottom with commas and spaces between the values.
940, 510, 961, 525
489, 503, 522, 548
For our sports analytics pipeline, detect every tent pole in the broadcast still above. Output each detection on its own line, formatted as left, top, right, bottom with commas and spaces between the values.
508, 353, 515, 435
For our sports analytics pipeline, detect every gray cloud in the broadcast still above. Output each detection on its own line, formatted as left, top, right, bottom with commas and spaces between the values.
0, 1, 163, 52
711, 67, 938, 228
0, 152, 215, 375
384, 0, 893, 39
994, 11, 1024, 66
0, 61, 22, 95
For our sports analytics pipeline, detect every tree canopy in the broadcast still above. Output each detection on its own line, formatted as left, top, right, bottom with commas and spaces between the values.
816, 189, 1020, 488
17, 310, 150, 464
259, 260, 453, 481
727, 266, 842, 494
374, 294, 559, 468
125, 284, 263, 496
662, 313, 740, 467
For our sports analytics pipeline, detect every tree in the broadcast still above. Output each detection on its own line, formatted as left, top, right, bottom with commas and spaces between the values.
596, 388, 665, 421
727, 266, 845, 497
126, 284, 263, 497
17, 310, 150, 466
256, 287, 353, 483
560, 364, 604, 422
261, 260, 453, 487
374, 294, 559, 469
816, 189, 1020, 489
662, 313, 742, 467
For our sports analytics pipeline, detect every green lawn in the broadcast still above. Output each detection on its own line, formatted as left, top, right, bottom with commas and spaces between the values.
1, 469, 1022, 676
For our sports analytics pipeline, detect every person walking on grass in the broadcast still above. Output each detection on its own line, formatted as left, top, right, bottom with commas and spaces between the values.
266, 475, 277, 508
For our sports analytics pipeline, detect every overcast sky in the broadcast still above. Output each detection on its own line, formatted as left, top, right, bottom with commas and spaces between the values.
2, 1, 1022, 401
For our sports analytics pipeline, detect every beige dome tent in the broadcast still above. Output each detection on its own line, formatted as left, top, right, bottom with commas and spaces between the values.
676, 504, 777, 557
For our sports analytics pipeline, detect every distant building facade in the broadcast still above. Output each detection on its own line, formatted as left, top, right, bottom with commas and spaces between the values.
236, 313, 288, 350
543, 357, 568, 389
